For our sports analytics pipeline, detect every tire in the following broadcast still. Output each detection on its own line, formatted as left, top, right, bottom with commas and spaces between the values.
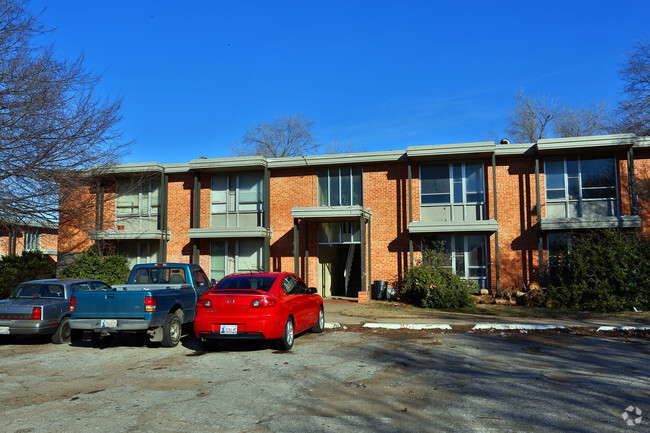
161, 313, 182, 347
51, 317, 71, 344
276, 317, 294, 351
311, 307, 325, 333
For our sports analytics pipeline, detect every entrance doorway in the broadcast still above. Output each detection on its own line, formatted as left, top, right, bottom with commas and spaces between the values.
318, 244, 361, 298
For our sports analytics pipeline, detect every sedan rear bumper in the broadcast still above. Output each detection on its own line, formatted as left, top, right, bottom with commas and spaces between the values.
0, 320, 59, 335
193, 317, 285, 340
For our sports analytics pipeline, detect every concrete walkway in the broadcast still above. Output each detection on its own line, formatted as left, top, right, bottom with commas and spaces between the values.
322, 298, 650, 332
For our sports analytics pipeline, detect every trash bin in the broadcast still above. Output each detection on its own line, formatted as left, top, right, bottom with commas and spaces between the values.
373, 280, 388, 300
386, 286, 396, 301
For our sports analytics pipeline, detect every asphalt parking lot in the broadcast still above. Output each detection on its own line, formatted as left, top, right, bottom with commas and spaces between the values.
1, 327, 648, 433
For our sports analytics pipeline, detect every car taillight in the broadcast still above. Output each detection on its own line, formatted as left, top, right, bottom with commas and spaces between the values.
32, 307, 42, 320
70, 297, 76, 312
145, 296, 156, 312
197, 298, 212, 308
251, 297, 277, 308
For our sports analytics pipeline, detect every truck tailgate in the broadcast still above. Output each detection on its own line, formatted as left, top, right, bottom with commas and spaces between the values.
73, 291, 149, 319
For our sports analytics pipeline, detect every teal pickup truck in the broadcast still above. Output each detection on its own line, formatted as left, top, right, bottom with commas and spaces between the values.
69, 263, 213, 347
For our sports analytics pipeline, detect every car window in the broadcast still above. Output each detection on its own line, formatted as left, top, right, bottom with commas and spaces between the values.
72, 283, 93, 292
192, 268, 211, 289
215, 276, 275, 292
282, 275, 307, 295
91, 282, 112, 291
41, 285, 64, 298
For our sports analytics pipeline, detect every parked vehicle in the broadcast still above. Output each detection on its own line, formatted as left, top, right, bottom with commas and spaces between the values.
0, 279, 111, 344
70, 263, 212, 347
194, 272, 324, 350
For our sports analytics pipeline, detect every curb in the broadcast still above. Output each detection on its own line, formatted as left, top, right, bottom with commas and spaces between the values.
472, 323, 566, 331
363, 323, 452, 330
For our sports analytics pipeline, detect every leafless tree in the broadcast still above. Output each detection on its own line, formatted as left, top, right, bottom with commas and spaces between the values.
553, 101, 611, 137
234, 113, 318, 158
504, 91, 560, 143
504, 91, 611, 143
0, 0, 127, 231
615, 39, 650, 136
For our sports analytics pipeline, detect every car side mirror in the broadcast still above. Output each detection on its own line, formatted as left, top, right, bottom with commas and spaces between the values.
309, 287, 318, 294
210, 279, 216, 286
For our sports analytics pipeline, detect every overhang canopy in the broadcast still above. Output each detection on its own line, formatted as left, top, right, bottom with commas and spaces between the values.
291, 206, 372, 221
408, 220, 498, 234
540, 216, 642, 231
188, 227, 272, 239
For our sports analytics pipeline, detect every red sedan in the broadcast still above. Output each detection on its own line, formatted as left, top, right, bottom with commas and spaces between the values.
193, 272, 324, 350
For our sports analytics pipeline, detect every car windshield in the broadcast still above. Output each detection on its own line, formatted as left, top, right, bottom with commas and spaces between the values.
215, 276, 275, 292
10, 284, 65, 299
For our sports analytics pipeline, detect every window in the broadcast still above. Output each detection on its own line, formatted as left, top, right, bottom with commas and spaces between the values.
317, 221, 360, 244
420, 162, 486, 222
116, 181, 160, 217
282, 275, 308, 295
547, 233, 571, 276
211, 172, 264, 228
24, 228, 40, 250
210, 240, 264, 281
545, 157, 617, 218
318, 167, 362, 206
422, 234, 487, 290
421, 162, 484, 205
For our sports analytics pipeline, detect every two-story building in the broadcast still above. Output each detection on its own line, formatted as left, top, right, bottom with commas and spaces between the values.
57, 134, 650, 300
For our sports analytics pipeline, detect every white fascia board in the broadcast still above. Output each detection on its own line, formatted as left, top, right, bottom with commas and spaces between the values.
408, 220, 499, 234
189, 156, 268, 171
537, 134, 635, 153
540, 216, 642, 231
407, 142, 496, 159
187, 227, 272, 239
89, 229, 169, 240
291, 206, 373, 220
268, 151, 406, 168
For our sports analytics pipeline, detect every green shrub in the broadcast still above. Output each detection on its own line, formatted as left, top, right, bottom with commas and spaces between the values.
548, 230, 650, 312
0, 251, 54, 299
59, 250, 130, 286
401, 250, 475, 309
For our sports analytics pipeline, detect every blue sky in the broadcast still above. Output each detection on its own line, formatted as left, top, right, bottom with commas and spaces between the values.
30, 1, 649, 164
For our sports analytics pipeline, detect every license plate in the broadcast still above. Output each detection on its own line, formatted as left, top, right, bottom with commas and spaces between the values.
220, 324, 237, 335
0, 326, 9, 334
100, 320, 117, 328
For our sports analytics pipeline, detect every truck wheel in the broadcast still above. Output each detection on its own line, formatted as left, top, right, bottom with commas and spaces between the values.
51, 317, 71, 344
162, 313, 182, 347
276, 317, 294, 351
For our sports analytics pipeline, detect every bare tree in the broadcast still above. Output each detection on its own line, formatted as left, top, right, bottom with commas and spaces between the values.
234, 113, 318, 158
0, 0, 127, 231
504, 91, 560, 143
504, 91, 612, 143
553, 101, 611, 137
616, 39, 650, 136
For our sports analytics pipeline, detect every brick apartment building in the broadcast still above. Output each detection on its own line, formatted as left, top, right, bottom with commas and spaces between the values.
57, 133, 650, 299
0, 222, 58, 266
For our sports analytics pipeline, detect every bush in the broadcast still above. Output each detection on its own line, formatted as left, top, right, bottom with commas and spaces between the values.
401, 250, 475, 309
0, 251, 54, 299
548, 230, 650, 312
59, 250, 130, 286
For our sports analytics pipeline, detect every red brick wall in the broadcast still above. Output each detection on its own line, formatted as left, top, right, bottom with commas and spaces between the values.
495, 155, 539, 290
165, 174, 193, 263
363, 162, 410, 288
269, 167, 316, 281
